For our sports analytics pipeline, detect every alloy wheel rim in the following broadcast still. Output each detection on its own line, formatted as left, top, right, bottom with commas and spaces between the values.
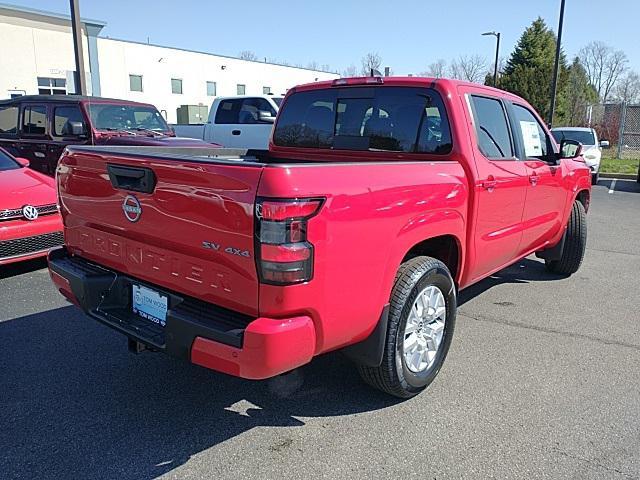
403, 285, 446, 373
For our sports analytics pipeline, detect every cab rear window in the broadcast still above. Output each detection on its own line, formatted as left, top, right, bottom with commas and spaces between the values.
273, 86, 452, 154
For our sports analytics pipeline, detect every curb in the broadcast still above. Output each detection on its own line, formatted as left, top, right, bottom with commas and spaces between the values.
599, 172, 638, 180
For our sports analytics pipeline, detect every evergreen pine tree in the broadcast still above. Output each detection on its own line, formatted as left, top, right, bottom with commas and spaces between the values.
499, 17, 568, 122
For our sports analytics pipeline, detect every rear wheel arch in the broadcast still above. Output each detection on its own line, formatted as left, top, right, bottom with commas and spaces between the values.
575, 189, 590, 213
401, 234, 462, 285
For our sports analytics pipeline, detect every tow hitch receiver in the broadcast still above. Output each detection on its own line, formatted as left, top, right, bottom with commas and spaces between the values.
128, 338, 150, 354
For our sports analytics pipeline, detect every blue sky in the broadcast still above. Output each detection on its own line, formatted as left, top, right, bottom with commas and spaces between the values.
9, 0, 640, 74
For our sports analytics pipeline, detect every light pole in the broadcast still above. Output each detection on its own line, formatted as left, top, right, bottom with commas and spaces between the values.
548, 0, 566, 126
69, 0, 87, 95
482, 31, 501, 87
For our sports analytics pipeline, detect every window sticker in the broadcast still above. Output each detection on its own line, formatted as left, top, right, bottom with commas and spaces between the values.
520, 121, 542, 157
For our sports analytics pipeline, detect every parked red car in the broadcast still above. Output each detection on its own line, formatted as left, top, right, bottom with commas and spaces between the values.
48, 77, 591, 398
0, 148, 62, 265
0, 95, 218, 176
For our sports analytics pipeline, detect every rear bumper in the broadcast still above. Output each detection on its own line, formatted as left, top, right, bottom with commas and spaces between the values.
47, 247, 316, 379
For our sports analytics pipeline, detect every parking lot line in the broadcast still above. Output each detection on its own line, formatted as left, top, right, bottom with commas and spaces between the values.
608, 179, 617, 194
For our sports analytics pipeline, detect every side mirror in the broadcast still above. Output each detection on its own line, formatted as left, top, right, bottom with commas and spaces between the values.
257, 111, 275, 124
68, 121, 87, 136
15, 157, 30, 168
599, 140, 610, 149
560, 139, 583, 159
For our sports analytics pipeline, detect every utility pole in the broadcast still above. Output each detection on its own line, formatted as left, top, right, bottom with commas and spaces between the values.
548, 0, 566, 125
482, 31, 501, 87
69, 0, 87, 95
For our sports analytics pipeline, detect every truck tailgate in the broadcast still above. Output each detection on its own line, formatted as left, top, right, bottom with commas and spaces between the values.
57, 149, 263, 316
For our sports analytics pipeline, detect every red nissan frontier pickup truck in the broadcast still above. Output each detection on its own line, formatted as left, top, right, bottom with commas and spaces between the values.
48, 77, 591, 398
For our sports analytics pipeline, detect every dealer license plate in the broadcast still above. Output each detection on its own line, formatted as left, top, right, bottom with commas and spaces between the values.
132, 284, 168, 327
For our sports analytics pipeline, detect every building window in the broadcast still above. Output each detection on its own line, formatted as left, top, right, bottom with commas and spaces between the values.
237, 84, 246, 95
263, 86, 271, 95
129, 75, 143, 92
206, 81, 217, 96
171, 78, 183, 94
37, 77, 66, 95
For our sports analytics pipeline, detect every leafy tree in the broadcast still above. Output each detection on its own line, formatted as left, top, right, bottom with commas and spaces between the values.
499, 17, 567, 121
560, 57, 598, 126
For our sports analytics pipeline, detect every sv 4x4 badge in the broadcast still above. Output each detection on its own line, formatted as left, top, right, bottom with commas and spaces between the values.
202, 241, 251, 258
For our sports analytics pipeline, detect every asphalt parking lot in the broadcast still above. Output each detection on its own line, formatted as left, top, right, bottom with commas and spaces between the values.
1, 179, 639, 480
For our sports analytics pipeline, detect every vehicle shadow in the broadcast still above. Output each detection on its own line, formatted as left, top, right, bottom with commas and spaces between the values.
458, 257, 562, 307
0, 257, 48, 280
0, 306, 398, 480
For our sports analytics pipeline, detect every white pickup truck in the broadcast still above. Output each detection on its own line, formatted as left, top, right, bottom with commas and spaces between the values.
172, 95, 282, 149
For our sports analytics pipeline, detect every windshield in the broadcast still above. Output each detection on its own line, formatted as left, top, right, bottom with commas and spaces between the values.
273, 97, 283, 107
0, 149, 19, 171
273, 86, 452, 154
87, 104, 170, 132
552, 129, 595, 146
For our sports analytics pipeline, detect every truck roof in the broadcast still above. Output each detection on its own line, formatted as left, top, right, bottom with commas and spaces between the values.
291, 76, 526, 102
550, 127, 594, 132
0, 95, 157, 108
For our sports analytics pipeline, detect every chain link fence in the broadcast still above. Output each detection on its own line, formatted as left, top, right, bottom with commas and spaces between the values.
587, 103, 640, 159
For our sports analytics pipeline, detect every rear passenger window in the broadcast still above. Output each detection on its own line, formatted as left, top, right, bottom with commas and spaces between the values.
22, 105, 47, 135
470, 96, 513, 159
54, 105, 85, 136
0, 106, 18, 135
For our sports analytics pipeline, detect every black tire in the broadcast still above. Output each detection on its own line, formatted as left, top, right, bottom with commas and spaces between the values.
357, 256, 456, 398
591, 172, 599, 185
545, 201, 587, 275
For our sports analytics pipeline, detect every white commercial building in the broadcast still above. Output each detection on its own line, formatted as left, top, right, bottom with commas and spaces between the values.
0, 3, 339, 122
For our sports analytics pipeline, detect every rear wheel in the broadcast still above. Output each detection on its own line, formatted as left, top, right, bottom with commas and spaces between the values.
357, 256, 456, 398
545, 201, 587, 275
591, 172, 599, 185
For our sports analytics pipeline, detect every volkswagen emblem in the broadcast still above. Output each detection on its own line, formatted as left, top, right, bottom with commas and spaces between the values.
122, 195, 142, 222
22, 205, 39, 221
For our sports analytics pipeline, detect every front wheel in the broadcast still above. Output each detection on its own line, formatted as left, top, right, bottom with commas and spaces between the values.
357, 256, 456, 398
591, 171, 599, 185
546, 201, 587, 275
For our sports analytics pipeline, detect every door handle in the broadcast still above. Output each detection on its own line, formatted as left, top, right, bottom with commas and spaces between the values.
231, 130, 241, 136
481, 176, 497, 191
529, 175, 540, 186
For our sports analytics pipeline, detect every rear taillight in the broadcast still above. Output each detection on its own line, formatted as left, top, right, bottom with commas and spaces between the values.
256, 198, 323, 285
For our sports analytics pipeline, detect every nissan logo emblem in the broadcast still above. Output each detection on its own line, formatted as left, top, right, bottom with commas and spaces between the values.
122, 195, 142, 222
22, 205, 39, 221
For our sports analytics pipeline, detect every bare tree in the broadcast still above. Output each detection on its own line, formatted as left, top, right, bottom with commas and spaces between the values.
579, 41, 628, 102
361, 52, 382, 75
306, 60, 319, 71
422, 59, 447, 78
342, 64, 358, 77
449, 55, 487, 83
614, 71, 640, 103
238, 50, 258, 61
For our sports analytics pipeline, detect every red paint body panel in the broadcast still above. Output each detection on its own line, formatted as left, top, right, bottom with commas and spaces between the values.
58, 151, 261, 316
51, 77, 591, 379
0, 150, 63, 264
